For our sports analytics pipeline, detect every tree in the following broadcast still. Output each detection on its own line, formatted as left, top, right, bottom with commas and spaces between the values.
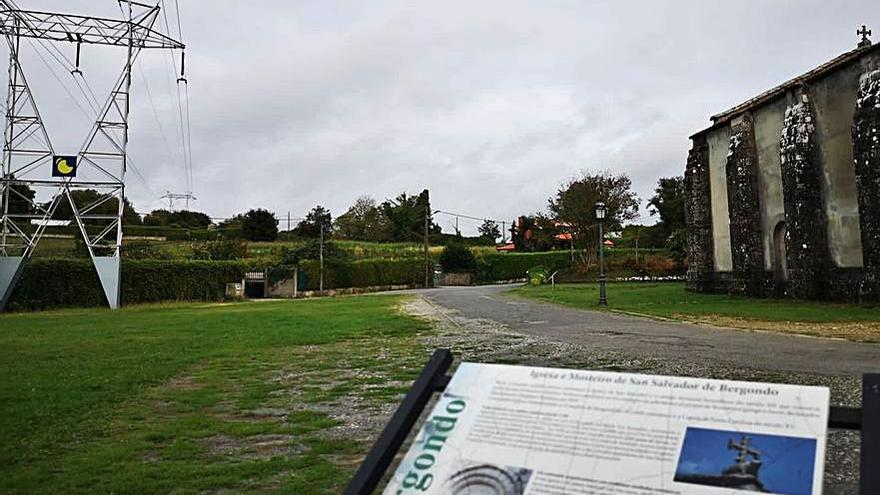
619, 223, 667, 249
439, 243, 477, 273
6, 175, 36, 215
294, 205, 333, 238
143, 209, 212, 229
478, 219, 501, 243
48, 189, 141, 225
648, 176, 686, 237
334, 196, 390, 241
241, 208, 278, 241
510, 214, 559, 252
380, 189, 439, 242
666, 228, 687, 270
547, 170, 638, 253
218, 214, 244, 237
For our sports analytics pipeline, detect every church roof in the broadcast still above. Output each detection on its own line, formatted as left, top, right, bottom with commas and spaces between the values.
691, 41, 880, 138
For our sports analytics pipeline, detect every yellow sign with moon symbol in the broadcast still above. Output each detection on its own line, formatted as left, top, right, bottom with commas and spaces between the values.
52, 155, 77, 177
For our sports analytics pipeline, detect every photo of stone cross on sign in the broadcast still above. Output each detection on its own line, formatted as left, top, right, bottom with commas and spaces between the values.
724, 435, 763, 480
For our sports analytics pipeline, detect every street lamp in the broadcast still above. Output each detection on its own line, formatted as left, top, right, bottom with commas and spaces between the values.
595, 201, 607, 306
425, 207, 441, 288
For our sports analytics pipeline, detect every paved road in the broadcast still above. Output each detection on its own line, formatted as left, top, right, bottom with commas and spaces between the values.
418, 285, 880, 376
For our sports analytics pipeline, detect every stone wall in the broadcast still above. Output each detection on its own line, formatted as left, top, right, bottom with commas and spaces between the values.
779, 90, 831, 298
684, 135, 714, 291
853, 69, 880, 299
725, 114, 769, 296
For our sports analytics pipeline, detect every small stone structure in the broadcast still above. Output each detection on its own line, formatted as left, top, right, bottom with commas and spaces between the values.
685, 33, 880, 301
441, 272, 473, 286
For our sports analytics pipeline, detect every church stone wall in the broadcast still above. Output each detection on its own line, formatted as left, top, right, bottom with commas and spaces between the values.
779, 90, 831, 299
725, 114, 769, 296
752, 99, 787, 272
684, 135, 714, 291
706, 127, 733, 272
810, 60, 867, 267
853, 69, 880, 299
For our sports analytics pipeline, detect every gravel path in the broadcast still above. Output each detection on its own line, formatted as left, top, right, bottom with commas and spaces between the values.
400, 286, 875, 493
422, 285, 880, 376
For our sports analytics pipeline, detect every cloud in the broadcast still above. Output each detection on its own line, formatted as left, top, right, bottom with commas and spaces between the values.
9, 0, 879, 233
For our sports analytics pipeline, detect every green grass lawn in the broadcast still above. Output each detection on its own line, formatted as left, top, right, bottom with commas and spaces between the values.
0, 296, 430, 494
512, 282, 880, 341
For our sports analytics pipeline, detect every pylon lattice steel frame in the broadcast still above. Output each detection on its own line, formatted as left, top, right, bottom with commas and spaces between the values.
0, 1, 184, 310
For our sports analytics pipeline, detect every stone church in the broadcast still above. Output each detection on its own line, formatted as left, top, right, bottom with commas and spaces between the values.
685, 29, 880, 300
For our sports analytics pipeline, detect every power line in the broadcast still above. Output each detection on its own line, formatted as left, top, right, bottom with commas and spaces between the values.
26, 39, 95, 120
435, 209, 504, 225
152, 2, 193, 196
138, 63, 180, 185
159, 1, 193, 196
173, 0, 184, 41
182, 77, 193, 194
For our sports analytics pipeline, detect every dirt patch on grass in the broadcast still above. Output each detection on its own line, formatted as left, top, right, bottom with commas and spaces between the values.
678, 315, 880, 342
198, 434, 302, 460
164, 375, 203, 391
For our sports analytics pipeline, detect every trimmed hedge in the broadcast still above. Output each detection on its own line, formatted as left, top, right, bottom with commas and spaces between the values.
475, 252, 574, 282
7, 259, 251, 311
296, 258, 428, 290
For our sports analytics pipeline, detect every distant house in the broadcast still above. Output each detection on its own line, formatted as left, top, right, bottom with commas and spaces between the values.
495, 243, 516, 252
555, 233, 613, 246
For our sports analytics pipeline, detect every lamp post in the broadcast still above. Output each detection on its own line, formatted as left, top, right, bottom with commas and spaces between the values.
595, 201, 607, 306
424, 207, 441, 288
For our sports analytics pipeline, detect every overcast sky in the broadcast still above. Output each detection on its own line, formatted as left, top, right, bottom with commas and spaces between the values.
9, 0, 880, 234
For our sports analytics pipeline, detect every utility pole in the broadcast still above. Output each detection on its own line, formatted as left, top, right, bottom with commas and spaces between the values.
287, 211, 290, 241
424, 209, 430, 288
501, 221, 506, 244
634, 225, 641, 267
319, 223, 324, 292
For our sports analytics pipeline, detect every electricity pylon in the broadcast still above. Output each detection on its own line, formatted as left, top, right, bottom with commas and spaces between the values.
0, 1, 185, 310
160, 191, 196, 210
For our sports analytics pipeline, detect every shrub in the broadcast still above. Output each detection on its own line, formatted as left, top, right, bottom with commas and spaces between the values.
641, 256, 678, 276
526, 266, 548, 286
191, 239, 248, 261
295, 258, 427, 290
280, 240, 349, 265
124, 240, 174, 260
439, 244, 477, 273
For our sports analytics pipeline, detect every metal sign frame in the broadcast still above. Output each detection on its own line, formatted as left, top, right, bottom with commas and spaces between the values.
344, 350, 879, 495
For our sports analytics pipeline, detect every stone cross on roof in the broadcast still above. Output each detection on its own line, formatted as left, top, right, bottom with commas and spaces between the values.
858, 25, 872, 48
